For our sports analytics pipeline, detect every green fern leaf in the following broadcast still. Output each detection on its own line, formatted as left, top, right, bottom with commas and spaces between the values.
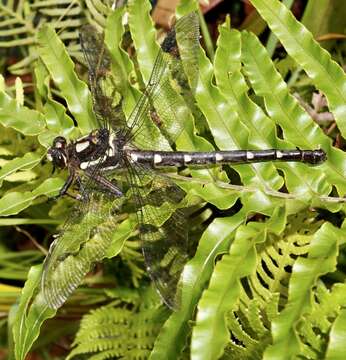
37, 24, 96, 133
68, 303, 169, 360
249, 0, 346, 138
0, 91, 45, 135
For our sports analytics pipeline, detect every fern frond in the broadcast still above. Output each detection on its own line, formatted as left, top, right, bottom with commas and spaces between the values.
68, 304, 168, 360
5, 0, 346, 359
190, 210, 341, 359
0, 0, 115, 75
250, 0, 346, 138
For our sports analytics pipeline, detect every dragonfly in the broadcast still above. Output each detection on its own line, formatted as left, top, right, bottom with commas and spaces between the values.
42, 12, 326, 310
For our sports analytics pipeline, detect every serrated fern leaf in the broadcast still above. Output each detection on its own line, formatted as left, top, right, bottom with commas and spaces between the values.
67, 305, 168, 360
0, 0, 88, 75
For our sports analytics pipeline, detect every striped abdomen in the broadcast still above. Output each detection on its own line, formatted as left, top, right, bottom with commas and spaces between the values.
126, 149, 326, 167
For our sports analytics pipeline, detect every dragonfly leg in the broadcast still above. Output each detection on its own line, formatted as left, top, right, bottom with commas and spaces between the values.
73, 176, 90, 201
49, 171, 89, 201
49, 171, 76, 201
85, 170, 123, 197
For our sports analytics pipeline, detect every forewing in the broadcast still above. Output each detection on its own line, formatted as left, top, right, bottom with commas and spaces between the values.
80, 25, 127, 131
42, 188, 124, 309
125, 161, 188, 309
125, 12, 200, 148
174, 12, 199, 92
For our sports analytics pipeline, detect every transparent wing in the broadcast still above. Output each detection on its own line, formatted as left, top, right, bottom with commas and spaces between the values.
120, 13, 199, 308
42, 182, 125, 309
42, 12, 200, 310
125, 161, 188, 309
80, 25, 128, 131
79, 12, 199, 147
174, 12, 200, 92
125, 12, 200, 148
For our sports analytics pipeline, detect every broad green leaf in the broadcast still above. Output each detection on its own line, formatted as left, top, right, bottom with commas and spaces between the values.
0, 152, 42, 187
325, 308, 346, 359
177, 179, 239, 210
264, 222, 340, 359
191, 207, 286, 359
38, 98, 77, 147
249, 0, 346, 138
0, 91, 45, 135
265, 0, 294, 57
150, 210, 246, 360
241, 30, 346, 198
37, 25, 96, 133
213, 24, 337, 212
12, 265, 56, 360
191, 224, 259, 360
127, 0, 159, 82
34, 57, 78, 147
0, 178, 64, 216
34, 58, 49, 99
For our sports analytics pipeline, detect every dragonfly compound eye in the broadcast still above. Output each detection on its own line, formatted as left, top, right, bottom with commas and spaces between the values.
52, 136, 67, 149
47, 148, 67, 169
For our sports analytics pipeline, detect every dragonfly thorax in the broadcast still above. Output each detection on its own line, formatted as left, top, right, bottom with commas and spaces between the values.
76, 128, 110, 169
47, 128, 111, 171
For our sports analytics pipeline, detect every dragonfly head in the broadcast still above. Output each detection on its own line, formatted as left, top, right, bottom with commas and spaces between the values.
47, 136, 68, 169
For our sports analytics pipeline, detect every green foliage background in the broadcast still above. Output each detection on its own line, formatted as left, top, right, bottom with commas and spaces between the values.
0, 0, 346, 359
